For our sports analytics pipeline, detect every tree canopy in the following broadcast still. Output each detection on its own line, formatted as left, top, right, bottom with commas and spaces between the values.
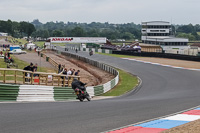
0, 20, 35, 38
31, 20, 141, 41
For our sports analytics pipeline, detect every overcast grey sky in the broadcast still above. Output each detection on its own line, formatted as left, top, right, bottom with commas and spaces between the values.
0, 0, 199, 24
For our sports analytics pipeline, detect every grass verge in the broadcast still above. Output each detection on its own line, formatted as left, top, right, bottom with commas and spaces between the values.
97, 52, 139, 96
0, 53, 55, 73
102, 69, 138, 96
0, 53, 56, 81
34, 41, 45, 48
97, 52, 139, 58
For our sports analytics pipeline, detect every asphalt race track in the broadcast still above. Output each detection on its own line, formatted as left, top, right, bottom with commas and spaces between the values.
1, 47, 200, 133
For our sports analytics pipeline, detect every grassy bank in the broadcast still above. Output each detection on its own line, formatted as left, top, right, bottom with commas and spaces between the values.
97, 52, 139, 58
102, 69, 138, 96
0, 53, 55, 73
97, 52, 139, 96
34, 41, 45, 48
0, 53, 56, 81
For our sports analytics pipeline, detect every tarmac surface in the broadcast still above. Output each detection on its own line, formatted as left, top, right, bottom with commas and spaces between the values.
1, 47, 200, 133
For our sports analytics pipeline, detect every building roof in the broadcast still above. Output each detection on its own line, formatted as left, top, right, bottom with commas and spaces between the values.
146, 36, 188, 42
142, 21, 170, 25
140, 43, 162, 48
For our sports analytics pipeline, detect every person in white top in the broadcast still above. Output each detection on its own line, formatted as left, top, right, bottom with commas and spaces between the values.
67, 68, 72, 75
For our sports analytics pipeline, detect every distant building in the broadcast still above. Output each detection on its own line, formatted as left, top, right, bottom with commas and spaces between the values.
0, 32, 8, 36
141, 21, 189, 53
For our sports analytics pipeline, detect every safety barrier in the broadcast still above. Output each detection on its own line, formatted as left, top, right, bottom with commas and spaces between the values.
0, 84, 20, 101
0, 84, 77, 102
54, 86, 76, 101
112, 50, 200, 62
17, 85, 54, 102
64, 45, 113, 54
80, 47, 112, 54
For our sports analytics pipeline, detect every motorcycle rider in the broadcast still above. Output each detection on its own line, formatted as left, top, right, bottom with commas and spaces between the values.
71, 78, 86, 92
89, 50, 93, 56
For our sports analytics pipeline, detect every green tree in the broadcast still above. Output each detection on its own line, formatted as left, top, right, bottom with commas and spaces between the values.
43, 30, 49, 39
177, 24, 195, 33
12, 21, 20, 37
121, 32, 135, 40
19, 21, 36, 38
177, 33, 196, 41
70, 27, 86, 37
52, 30, 64, 37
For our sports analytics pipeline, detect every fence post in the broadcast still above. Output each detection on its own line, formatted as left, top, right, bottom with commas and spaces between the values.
46, 75, 48, 85
23, 72, 25, 84
15, 71, 17, 84
38, 74, 40, 85
31, 72, 33, 84
63, 76, 65, 87
58, 76, 60, 86
3, 70, 5, 83
51, 76, 54, 86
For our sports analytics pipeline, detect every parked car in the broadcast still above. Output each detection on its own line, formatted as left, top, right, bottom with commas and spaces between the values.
9, 49, 26, 54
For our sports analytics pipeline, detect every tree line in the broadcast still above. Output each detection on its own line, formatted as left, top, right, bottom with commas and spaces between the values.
0, 20, 35, 38
31, 19, 141, 41
1, 19, 200, 41
175, 24, 200, 41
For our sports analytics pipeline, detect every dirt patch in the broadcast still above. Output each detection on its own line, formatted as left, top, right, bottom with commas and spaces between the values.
162, 119, 200, 133
44, 51, 115, 86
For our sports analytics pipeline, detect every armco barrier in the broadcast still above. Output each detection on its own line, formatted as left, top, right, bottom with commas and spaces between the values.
0, 84, 20, 101
112, 50, 200, 62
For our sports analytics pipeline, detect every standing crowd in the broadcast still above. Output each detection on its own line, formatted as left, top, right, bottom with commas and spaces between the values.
58, 64, 80, 77
23, 62, 38, 82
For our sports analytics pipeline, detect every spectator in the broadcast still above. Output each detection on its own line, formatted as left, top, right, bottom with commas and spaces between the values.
7, 52, 10, 58
33, 63, 38, 72
33, 63, 38, 77
61, 68, 68, 86
62, 68, 67, 75
71, 69, 75, 75
58, 64, 61, 73
75, 70, 80, 76
25, 63, 32, 73
67, 68, 72, 75
23, 63, 34, 82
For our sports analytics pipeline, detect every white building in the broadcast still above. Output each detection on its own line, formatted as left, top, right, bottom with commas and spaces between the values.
0, 32, 8, 36
141, 21, 189, 53
26, 43, 36, 49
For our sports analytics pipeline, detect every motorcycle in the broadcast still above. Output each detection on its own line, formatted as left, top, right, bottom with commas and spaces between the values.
74, 88, 91, 102
89, 50, 93, 56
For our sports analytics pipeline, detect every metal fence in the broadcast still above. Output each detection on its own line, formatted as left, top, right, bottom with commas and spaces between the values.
112, 51, 200, 62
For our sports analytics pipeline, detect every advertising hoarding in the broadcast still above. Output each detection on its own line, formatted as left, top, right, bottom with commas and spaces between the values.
50, 37, 106, 43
